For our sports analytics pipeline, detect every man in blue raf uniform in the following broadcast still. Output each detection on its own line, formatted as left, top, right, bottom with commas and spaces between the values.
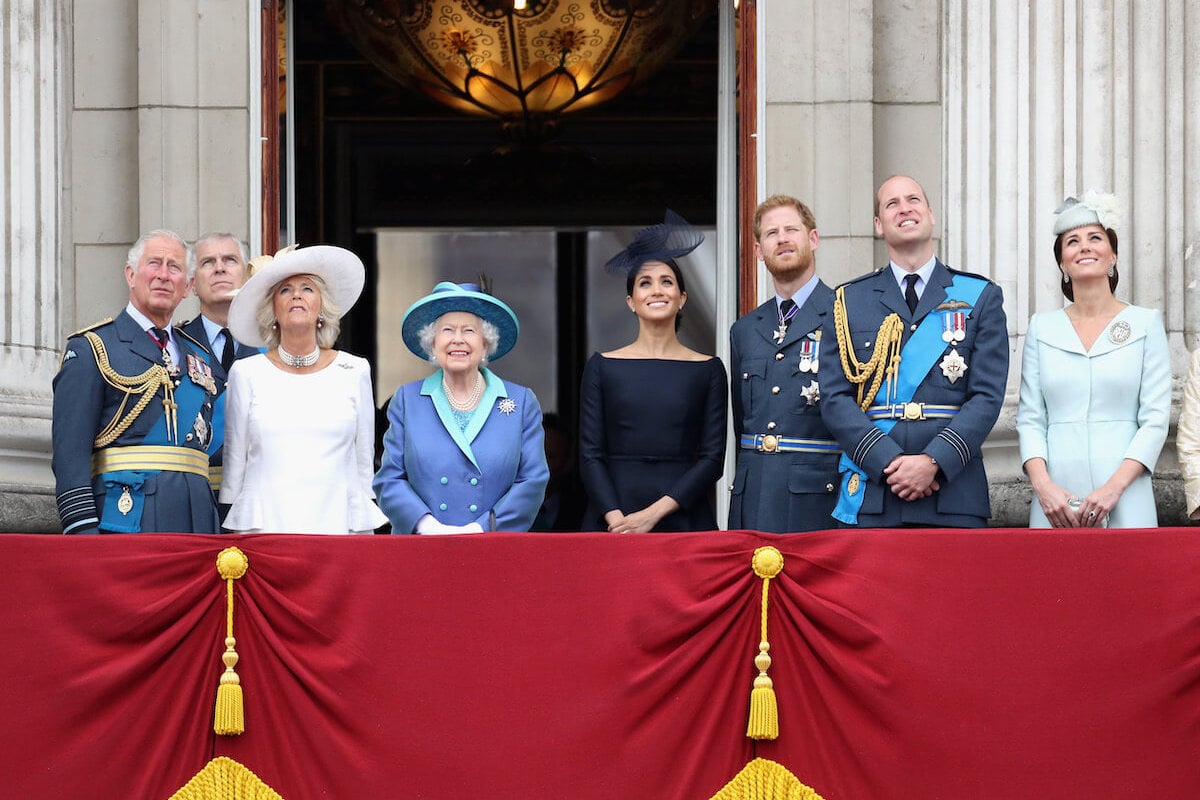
51, 229, 223, 534
818, 175, 1008, 527
729, 195, 841, 532
179, 232, 256, 518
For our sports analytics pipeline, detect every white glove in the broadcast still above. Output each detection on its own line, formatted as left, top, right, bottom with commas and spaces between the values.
415, 514, 484, 535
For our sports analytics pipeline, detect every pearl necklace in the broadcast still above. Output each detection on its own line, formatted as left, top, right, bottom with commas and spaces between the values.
443, 371, 483, 411
278, 344, 321, 369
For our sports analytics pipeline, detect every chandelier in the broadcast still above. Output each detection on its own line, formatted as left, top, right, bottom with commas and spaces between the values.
329, 0, 716, 141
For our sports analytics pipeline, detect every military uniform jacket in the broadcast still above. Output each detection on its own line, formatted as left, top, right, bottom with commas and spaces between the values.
818, 261, 1008, 527
728, 282, 840, 532
51, 310, 223, 534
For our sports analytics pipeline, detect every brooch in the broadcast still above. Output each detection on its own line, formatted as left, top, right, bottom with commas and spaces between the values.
498, 398, 516, 415
1108, 320, 1131, 344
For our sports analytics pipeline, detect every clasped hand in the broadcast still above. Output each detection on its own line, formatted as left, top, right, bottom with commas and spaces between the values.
884, 454, 940, 501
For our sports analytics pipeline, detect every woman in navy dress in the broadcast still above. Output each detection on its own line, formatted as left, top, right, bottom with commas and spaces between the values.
579, 211, 728, 532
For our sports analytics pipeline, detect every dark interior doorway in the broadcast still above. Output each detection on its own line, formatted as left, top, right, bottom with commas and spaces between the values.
288, 0, 720, 436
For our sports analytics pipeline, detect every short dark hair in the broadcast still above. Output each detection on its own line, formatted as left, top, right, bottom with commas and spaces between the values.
1053, 227, 1119, 301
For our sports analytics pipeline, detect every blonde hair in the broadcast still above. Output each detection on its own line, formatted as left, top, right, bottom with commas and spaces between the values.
256, 273, 343, 349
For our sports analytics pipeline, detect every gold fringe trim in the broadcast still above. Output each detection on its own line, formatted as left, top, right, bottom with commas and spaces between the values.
168, 757, 285, 800
747, 546, 783, 740
214, 547, 249, 736
708, 758, 825, 800
831, 286, 905, 410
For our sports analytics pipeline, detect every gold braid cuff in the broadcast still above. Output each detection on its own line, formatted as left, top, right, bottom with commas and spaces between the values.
84, 331, 177, 448
831, 286, 905, 411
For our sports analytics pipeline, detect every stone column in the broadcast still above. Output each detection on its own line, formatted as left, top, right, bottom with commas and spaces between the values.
0, 0, 66, 530
944, 0, 1200, 523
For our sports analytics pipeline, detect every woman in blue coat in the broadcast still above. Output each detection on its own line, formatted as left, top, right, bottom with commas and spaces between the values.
374, 282, 549, 533
1017, 193, 1170, 528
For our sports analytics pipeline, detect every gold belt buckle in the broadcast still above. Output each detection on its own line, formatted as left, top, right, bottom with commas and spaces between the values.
760, 434, 779, 453
902, 402, 924, 421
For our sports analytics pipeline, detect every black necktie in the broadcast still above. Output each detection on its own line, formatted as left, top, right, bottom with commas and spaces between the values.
779, 298, 796, 318
150, 327, 169, 350
220, 328, 235, 372
903, 274, 920, 313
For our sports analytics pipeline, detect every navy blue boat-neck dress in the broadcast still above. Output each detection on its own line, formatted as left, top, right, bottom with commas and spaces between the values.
578, 353, 728, 532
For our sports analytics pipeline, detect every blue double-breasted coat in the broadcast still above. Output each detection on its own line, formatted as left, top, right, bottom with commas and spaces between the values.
374, 369, 549, 533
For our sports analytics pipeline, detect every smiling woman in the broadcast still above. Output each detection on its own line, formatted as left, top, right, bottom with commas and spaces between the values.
373, 281, 549, 534
578, 211, 728, 533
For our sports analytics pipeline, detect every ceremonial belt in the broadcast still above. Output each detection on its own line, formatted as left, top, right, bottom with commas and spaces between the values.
208, 465, 223, 492
92, 445, 209, 479
865, 403, 961, 422
739, 434, 841, 454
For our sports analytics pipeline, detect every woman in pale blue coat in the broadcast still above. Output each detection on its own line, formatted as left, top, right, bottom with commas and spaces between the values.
1017, 193, 1170, 528
374, 282, 549, 533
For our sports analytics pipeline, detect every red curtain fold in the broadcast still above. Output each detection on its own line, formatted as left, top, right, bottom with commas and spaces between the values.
6, 529, 1200, 800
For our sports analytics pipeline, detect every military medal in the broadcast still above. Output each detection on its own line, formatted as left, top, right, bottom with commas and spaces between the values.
1108, 320, 1131, 344
186, 354, 218, 394
117, 486, 134, 515
847, 473, 860, 496
798, 338, 819, 373
773, 301, 799, 344
498, 398, 517, 415
939, 348, 968, 383
801, 379, 821, 405
942, 311, 967, 343
192, 412, 210, 448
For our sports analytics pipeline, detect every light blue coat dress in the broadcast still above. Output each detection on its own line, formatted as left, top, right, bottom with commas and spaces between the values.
374, 368, 549, 533
1017, 305, 1170, 528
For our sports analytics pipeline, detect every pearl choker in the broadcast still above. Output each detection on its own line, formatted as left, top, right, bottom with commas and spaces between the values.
443, 372, 483, 411
278, 344, 320, 368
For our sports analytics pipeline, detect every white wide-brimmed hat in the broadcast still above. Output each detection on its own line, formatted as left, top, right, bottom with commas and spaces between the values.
227, 244, 365, 347
401, 282, 520, 361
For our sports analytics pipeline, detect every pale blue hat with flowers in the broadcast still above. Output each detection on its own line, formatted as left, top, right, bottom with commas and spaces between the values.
401, 282, 520, 361
1053, 190, 1124, 236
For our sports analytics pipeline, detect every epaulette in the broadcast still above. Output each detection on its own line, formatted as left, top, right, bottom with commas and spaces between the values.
68, 317, 113, 338
836, 267, 888, 290
945, 265, 997, 284
174, 325, 207, 351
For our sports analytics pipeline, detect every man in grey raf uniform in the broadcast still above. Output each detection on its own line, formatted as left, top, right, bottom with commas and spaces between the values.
179, 231, 256, 516
729, 195, 841, 532
818, 175, 1008, 528
51, 229, 223, 534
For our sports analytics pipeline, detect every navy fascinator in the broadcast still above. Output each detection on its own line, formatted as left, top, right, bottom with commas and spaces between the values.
604, 209, 704, 278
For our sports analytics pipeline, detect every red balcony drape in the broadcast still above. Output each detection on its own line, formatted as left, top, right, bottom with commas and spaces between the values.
6, 528, 1199, 799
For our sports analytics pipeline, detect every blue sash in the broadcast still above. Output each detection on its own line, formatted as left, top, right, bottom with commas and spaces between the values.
832, 274, 987, 524
98, 361, 215, 532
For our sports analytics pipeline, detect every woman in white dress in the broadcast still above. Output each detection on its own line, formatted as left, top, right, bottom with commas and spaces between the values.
219, 245, 387, 534
1016, 193, 1170, 529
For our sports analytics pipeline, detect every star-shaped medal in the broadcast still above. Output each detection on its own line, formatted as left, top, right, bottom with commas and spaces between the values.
801, 379, 821, 405
498, 398, 517, 415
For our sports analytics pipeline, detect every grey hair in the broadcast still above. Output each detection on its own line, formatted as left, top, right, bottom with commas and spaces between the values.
256, 273, 343, 349
417, 315, 500, 365
126, 229, 188, 272
188, 232, 249, 278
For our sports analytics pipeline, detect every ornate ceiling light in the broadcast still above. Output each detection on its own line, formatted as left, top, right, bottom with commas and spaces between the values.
329, 0, 716, 141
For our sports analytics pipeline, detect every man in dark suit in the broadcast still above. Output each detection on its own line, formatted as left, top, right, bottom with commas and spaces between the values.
818, 175, 1008, 528
179, 232, 255, 515
728, 195, 841, 532
51, 229, 222, 534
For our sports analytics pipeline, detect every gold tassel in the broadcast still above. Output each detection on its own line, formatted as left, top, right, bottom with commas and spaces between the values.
214, 547, 249, 736
747, 546, 784, 740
